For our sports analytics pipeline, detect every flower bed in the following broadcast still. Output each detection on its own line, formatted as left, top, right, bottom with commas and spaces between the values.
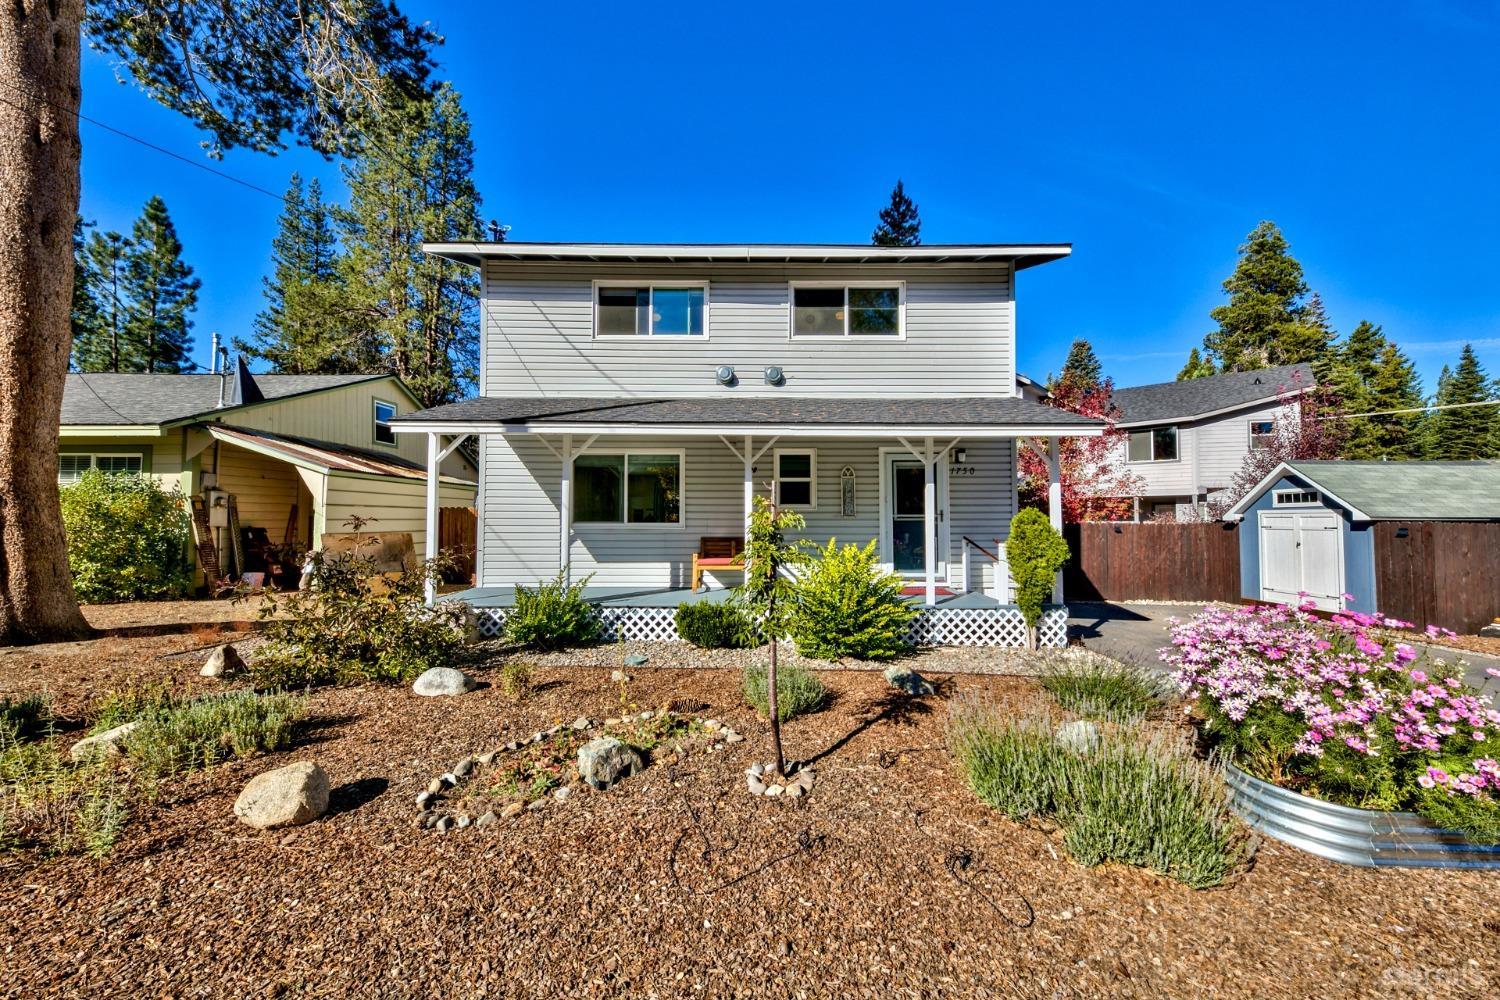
1163, 602, 1500, 850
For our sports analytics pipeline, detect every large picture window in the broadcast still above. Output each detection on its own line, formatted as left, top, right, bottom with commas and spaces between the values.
791, 284, 903, 337
774, 449, 816, 508
573, 452, 682, 525
595, 284, 706, 337
1127, 426, 1179, 462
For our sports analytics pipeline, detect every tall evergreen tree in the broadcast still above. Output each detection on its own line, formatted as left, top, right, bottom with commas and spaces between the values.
338, 83, 484, 405
123, 196, 199, 373
1427, 344, 1497, 459
239, 174, 355, 373
1054, 339, 1102, 391
1200, 221, 1332, 371
69, 218, 104, 370
1365, 341, 1426, 459
1176, 347, 1215, 381
72, 228, 133, 372
871, 179, 921, 247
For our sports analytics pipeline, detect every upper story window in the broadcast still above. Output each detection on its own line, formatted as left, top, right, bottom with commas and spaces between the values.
373, 400, 397, 446
790, 283, 904, 338
1248, 419, 1277, 450
595, 283, 706, 338
58, 452, 143, 485
1127, 426, 1178, 462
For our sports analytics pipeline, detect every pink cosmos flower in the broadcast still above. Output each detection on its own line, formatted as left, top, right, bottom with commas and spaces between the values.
1418, 773, 1436, 788
1409, 670, 1428, 684
1394, 644, 1417, 663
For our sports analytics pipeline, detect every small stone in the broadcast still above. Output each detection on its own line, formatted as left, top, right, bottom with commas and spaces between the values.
747, 775, 766, 795
610, 670, 630, 683
1480, 622, 1500, 639
553, 786, 572, 802
577, 736, 644, 790
704, 719, 722, 732
779, 940, 792, 957
791, 768, 816, 792
477, 751, 498, 767
526, 798, 547, 811
456, 815, 472, 829
505, 741, 521, 752
1054, 720, 1102, 754
638, 710, 653, 721
233, 761, 330, 830
530, 732, 544, 744
786, 783, 805, 798
440, 772, 459, 787
725, 732, 745, 744
454, 757, 475, 778
476, 811, 498, 828
423, 812, 441, 829
604, 717, 621, 726
622, 653, 649, 667
435, 816, 453, 833
426, 778, 445, 795
411, 666, 476, 697
749, 763, 765, 776
571, 716, 590, 731
199, 643, 244, 678
884, 664, 935, 697
69, 721, 140, 761
500, 801, 524, 818
546, 725, 563, 737
416, 792, 434, 810
765, 784, 785, 797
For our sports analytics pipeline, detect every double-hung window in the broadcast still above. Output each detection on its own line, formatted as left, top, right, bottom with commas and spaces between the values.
774, 450, 816, 508
57, 453, 143, 484
573, 452, 683, 526
1248, 419, 1276, 451
1127, 425, 1178, 462
595, 284, 706, 337
373, 400, 398, 446
790, 284, 903, 337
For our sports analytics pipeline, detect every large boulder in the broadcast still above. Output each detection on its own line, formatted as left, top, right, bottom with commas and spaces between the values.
69, 721, 141, 761
200, 643, 245, 678
884, 664, 934, 697
411, 666, 476, 697
577, 737, 643, 791
234, 761, 330, 830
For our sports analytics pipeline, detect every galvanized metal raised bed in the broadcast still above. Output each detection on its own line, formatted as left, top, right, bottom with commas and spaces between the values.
1224, 763, 1500, 870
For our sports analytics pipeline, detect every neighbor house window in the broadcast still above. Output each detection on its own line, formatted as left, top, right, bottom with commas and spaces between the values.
774, 450, 816, 508
57, 453, 143, 484
573, 452, 682, 525
791, 284, 903, 337
373, 400, 397, 445
1249, 419, 1277, 450
595, 284, 706, 337
1273, 489, 1320, 506
1127, 426, 1178, 462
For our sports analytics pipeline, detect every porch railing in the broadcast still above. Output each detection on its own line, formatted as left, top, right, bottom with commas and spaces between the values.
961, 535, 1011, 602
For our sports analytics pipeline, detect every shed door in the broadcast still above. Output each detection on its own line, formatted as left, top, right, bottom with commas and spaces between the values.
1258, 510, 1343, 611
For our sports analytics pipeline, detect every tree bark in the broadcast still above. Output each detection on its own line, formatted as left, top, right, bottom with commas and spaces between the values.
0, 0, 93, 644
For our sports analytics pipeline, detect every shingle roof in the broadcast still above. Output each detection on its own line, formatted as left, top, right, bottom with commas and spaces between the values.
1111, 364, 1314, 424
1281, 461, 1500, 520
62, 372, 390, 426
204, 425, 473, 485
392, 395, 1103, 429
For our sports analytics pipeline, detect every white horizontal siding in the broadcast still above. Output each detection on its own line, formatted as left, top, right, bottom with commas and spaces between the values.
323, 473, 475, 554
480, 262, 1015, 398
1119, 400, 1297, 499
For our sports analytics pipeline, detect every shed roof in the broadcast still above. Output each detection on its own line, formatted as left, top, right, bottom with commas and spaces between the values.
1110, 364, 1314, 425
62, 372, 390, 426
1230, 460, 1500, 521
203, 425, 473, 484
422, 241, 1072, 270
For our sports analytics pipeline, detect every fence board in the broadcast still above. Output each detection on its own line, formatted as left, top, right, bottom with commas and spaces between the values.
1064, 522, 1241, 603
1373, 521, 1500, 635
438, 506, 477, 584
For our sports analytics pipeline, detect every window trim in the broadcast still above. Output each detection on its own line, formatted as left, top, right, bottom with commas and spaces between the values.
592, 280, 711, 340
787, 280, 907, 340
1248, 418, 1277, 451
373, 398, 399, 447
57, 451, 144, 484
571, 448, 686, 529
773, 448, 817, 510
1126, 424, 1180, 464
1272, 488, 1321, 507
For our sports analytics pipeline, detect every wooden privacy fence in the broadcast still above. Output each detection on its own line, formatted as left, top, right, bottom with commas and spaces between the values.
438, 506, 477, 584
1064, 521, 1241, 603
1372, 521, 1500, 636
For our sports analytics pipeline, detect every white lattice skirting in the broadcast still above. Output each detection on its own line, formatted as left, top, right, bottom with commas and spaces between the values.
473, 604, 1068, 648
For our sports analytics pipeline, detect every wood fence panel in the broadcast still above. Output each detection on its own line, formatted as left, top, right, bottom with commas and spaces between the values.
438, 506, 477, 584
1064, 522, 1241, 603
1374, 521, 1500, 634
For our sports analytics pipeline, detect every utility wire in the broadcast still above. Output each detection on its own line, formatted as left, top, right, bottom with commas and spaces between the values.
1312, 398, 1500, 421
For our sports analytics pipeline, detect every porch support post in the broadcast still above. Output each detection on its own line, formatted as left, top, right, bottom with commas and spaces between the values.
924, 436, 937, 607
424, 432, 440, 606
1046, 436, 1063, 604
558, 434, 574, 585
743, 434, 753, 540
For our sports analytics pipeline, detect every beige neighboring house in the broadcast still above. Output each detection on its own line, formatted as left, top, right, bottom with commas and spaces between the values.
59, 361, 477, 584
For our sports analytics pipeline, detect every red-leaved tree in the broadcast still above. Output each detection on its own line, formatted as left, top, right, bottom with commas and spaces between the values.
1216, 375, 1348, 514
1019, 377, 1145, 522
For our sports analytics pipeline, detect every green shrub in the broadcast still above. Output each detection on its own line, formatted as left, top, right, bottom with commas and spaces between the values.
1038, 651, 1169, 723
950, 699, 1250, 889
1005, 508, 1070, 641
675, 601, 754, 649
91, 681, 178, 733
0, 694, 52, 743
59, 468, 193, 603
742, 662, 827, 721
789, 539, 916, 660
123, 690, 306, 781
505, 573, 602, 651
250, 544, 464, 687
496, 661, 533, 700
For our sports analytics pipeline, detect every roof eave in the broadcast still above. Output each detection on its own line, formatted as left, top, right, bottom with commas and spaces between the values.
392, 420, 1102, 438
421, 242, 1073, 269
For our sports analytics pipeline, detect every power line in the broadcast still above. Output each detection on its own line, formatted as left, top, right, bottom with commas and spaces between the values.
1313, 398, 1500, 420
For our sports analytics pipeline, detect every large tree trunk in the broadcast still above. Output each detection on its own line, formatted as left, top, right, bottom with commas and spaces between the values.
0, 0, 92, 645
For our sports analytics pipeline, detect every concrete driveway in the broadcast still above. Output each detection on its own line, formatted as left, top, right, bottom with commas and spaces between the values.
1069, 601, 1500, 690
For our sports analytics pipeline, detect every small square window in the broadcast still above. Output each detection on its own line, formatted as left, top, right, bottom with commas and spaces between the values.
1128, 426, 1179, 462
775, 450, 816, 508
373, 400, 397, 445
1249, 419, 1277, 450
58, 454, 91, 484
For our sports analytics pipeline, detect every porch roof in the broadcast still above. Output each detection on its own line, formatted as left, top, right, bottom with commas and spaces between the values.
392, 395, 1103, 438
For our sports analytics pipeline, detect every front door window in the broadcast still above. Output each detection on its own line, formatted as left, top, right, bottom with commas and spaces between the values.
891, 461, 926, 573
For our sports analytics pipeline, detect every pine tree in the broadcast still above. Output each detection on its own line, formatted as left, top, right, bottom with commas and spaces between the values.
1201, 221, 1332, 371
123, 197, 200, 373
238, 174, 354, 373
871, 179, 921, 247
1327, 320, 1388, 459
1427, 344, 1496, 459
338, 84, 484, 405
69, 218, 105, 371
72, 228, 133, 372
1176, 347, 1216, 381
1055, 339, 1102, 391
1366, 342, 1426, 459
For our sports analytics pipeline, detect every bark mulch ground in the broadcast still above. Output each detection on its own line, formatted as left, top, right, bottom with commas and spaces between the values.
1, 636, 1496, 999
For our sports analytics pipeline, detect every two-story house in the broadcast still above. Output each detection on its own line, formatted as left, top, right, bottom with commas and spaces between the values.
393, 242, 1102, 646
1108, 363, 1313, 519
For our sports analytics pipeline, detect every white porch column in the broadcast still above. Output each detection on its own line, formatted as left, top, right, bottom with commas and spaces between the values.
424, 432, 440, 606
924, 436, 937, 606
1047, 436, 1063, 604
743, 434, 754, 540
558, 434, 573, 584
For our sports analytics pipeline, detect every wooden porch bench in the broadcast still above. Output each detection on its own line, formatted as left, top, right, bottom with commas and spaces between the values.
691, 536, 745, 592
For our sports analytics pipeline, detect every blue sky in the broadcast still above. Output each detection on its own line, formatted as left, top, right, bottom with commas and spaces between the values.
77, 0, 1500, 391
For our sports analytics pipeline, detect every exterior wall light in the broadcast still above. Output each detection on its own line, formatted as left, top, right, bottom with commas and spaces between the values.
953, 448, 967, 464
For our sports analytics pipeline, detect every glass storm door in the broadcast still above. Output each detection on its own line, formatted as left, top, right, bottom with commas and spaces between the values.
890, 460, 927, 573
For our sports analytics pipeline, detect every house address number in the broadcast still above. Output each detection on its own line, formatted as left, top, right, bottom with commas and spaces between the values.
949, 465, 978, 476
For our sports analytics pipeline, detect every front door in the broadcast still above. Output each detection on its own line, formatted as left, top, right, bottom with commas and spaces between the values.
1259, 510, 1343, 611
884, 456, 948, 578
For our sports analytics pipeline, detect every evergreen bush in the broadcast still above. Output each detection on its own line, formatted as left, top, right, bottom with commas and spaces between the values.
1005, 508, 1070, 645
788, 539, 915, 660
675, 601, 755, 649
59, 468, 193, 603
504, 572, 602, 651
